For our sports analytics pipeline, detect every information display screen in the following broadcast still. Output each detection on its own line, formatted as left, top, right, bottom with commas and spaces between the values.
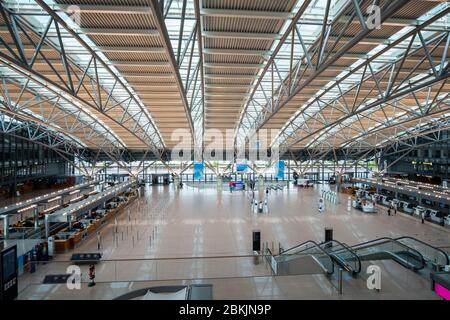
0, 245, 18, 301
2, 250, 15, 279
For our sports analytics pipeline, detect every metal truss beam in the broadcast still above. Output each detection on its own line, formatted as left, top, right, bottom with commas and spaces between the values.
148, 0, 195, 144
4, 0, 166, 156
280, 42, 450, 153
193, 0, 205, 159
0, 80, 139, 176
0, 111, 94, 176
274, 7, 450, 155
236, 0, 411, 147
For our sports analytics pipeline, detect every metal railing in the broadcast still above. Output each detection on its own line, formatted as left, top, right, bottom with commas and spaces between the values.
271, 240, 335, 275
320, 240, 361, 274
349, 237, 426, 271
394, 236, 449, 269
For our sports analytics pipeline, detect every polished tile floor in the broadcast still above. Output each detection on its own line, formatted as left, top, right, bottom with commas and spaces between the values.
18, 183, 450, 300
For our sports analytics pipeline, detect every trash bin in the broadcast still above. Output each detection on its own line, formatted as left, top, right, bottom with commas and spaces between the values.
252, 230, 261, 252
324, 228, 333, 249
253, 251, 260, 265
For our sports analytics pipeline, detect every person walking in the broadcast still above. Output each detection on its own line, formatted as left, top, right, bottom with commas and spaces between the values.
421, 211, 425, 224
387, 206, 391, 216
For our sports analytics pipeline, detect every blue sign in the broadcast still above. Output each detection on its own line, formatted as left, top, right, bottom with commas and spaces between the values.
276, 161, 285, 179
193, 162, 204, 180
236, 163, 247, 173
17, 255, 23, 276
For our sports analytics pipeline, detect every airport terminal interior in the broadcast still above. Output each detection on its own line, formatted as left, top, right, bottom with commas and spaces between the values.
0, 0, 450, 302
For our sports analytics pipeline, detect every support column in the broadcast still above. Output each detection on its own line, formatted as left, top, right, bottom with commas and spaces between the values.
3, 215, 9, 239
174, 175, 180, 189
45, 214, 50, 239
322, 161, 325, 183
34, 207, 38, 229
287, 160, 290, 185
217, 174, 222, 191
258, 174, 264, 201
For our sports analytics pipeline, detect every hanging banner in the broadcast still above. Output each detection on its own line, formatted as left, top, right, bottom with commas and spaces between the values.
276, 161, 285, 179
236, 163, 247, 173
193, 162, 204, 180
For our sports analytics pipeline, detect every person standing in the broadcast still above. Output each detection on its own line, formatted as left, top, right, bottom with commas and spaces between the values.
318, 198, 324, 213
387, 206, 391, 216
421, 211, 425, 224
97, 232, 101, 250
88, 264, 96, 287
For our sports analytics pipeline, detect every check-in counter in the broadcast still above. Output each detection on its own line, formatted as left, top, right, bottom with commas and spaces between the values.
104, 211, 114, 220
54, 228, 84, 252
80, 219, 96, 235
54, 239, 70, 253
72, 231, 83, 246
92, 218, 102, 229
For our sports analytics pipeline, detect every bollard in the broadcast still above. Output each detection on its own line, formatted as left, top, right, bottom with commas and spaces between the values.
132, 236, 135, 247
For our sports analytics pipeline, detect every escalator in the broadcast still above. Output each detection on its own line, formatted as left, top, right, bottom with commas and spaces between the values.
267, 240, 334, 276
319, 240, 361, 275
394, 236, 449, 270
268, 236, 446, 278
348, 238, 426, 271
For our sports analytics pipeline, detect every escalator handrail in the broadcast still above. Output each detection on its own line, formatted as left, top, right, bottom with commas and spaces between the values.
349, 237, 426, 268
389, 252, 425, 271
359, 249, 425, 271
278, 240, 327, 256
321, 240, 362, 274
274, 240, 334, 274
394, 236, 449, 266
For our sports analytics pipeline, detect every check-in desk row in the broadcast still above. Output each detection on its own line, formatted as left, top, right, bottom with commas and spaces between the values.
4, 190, 96, 240
53, 191, 137, 253
0, 180, 102, 217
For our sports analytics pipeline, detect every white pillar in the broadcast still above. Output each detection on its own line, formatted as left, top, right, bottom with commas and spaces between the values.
45, 214, 50, 239
2, 215, 9, 239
